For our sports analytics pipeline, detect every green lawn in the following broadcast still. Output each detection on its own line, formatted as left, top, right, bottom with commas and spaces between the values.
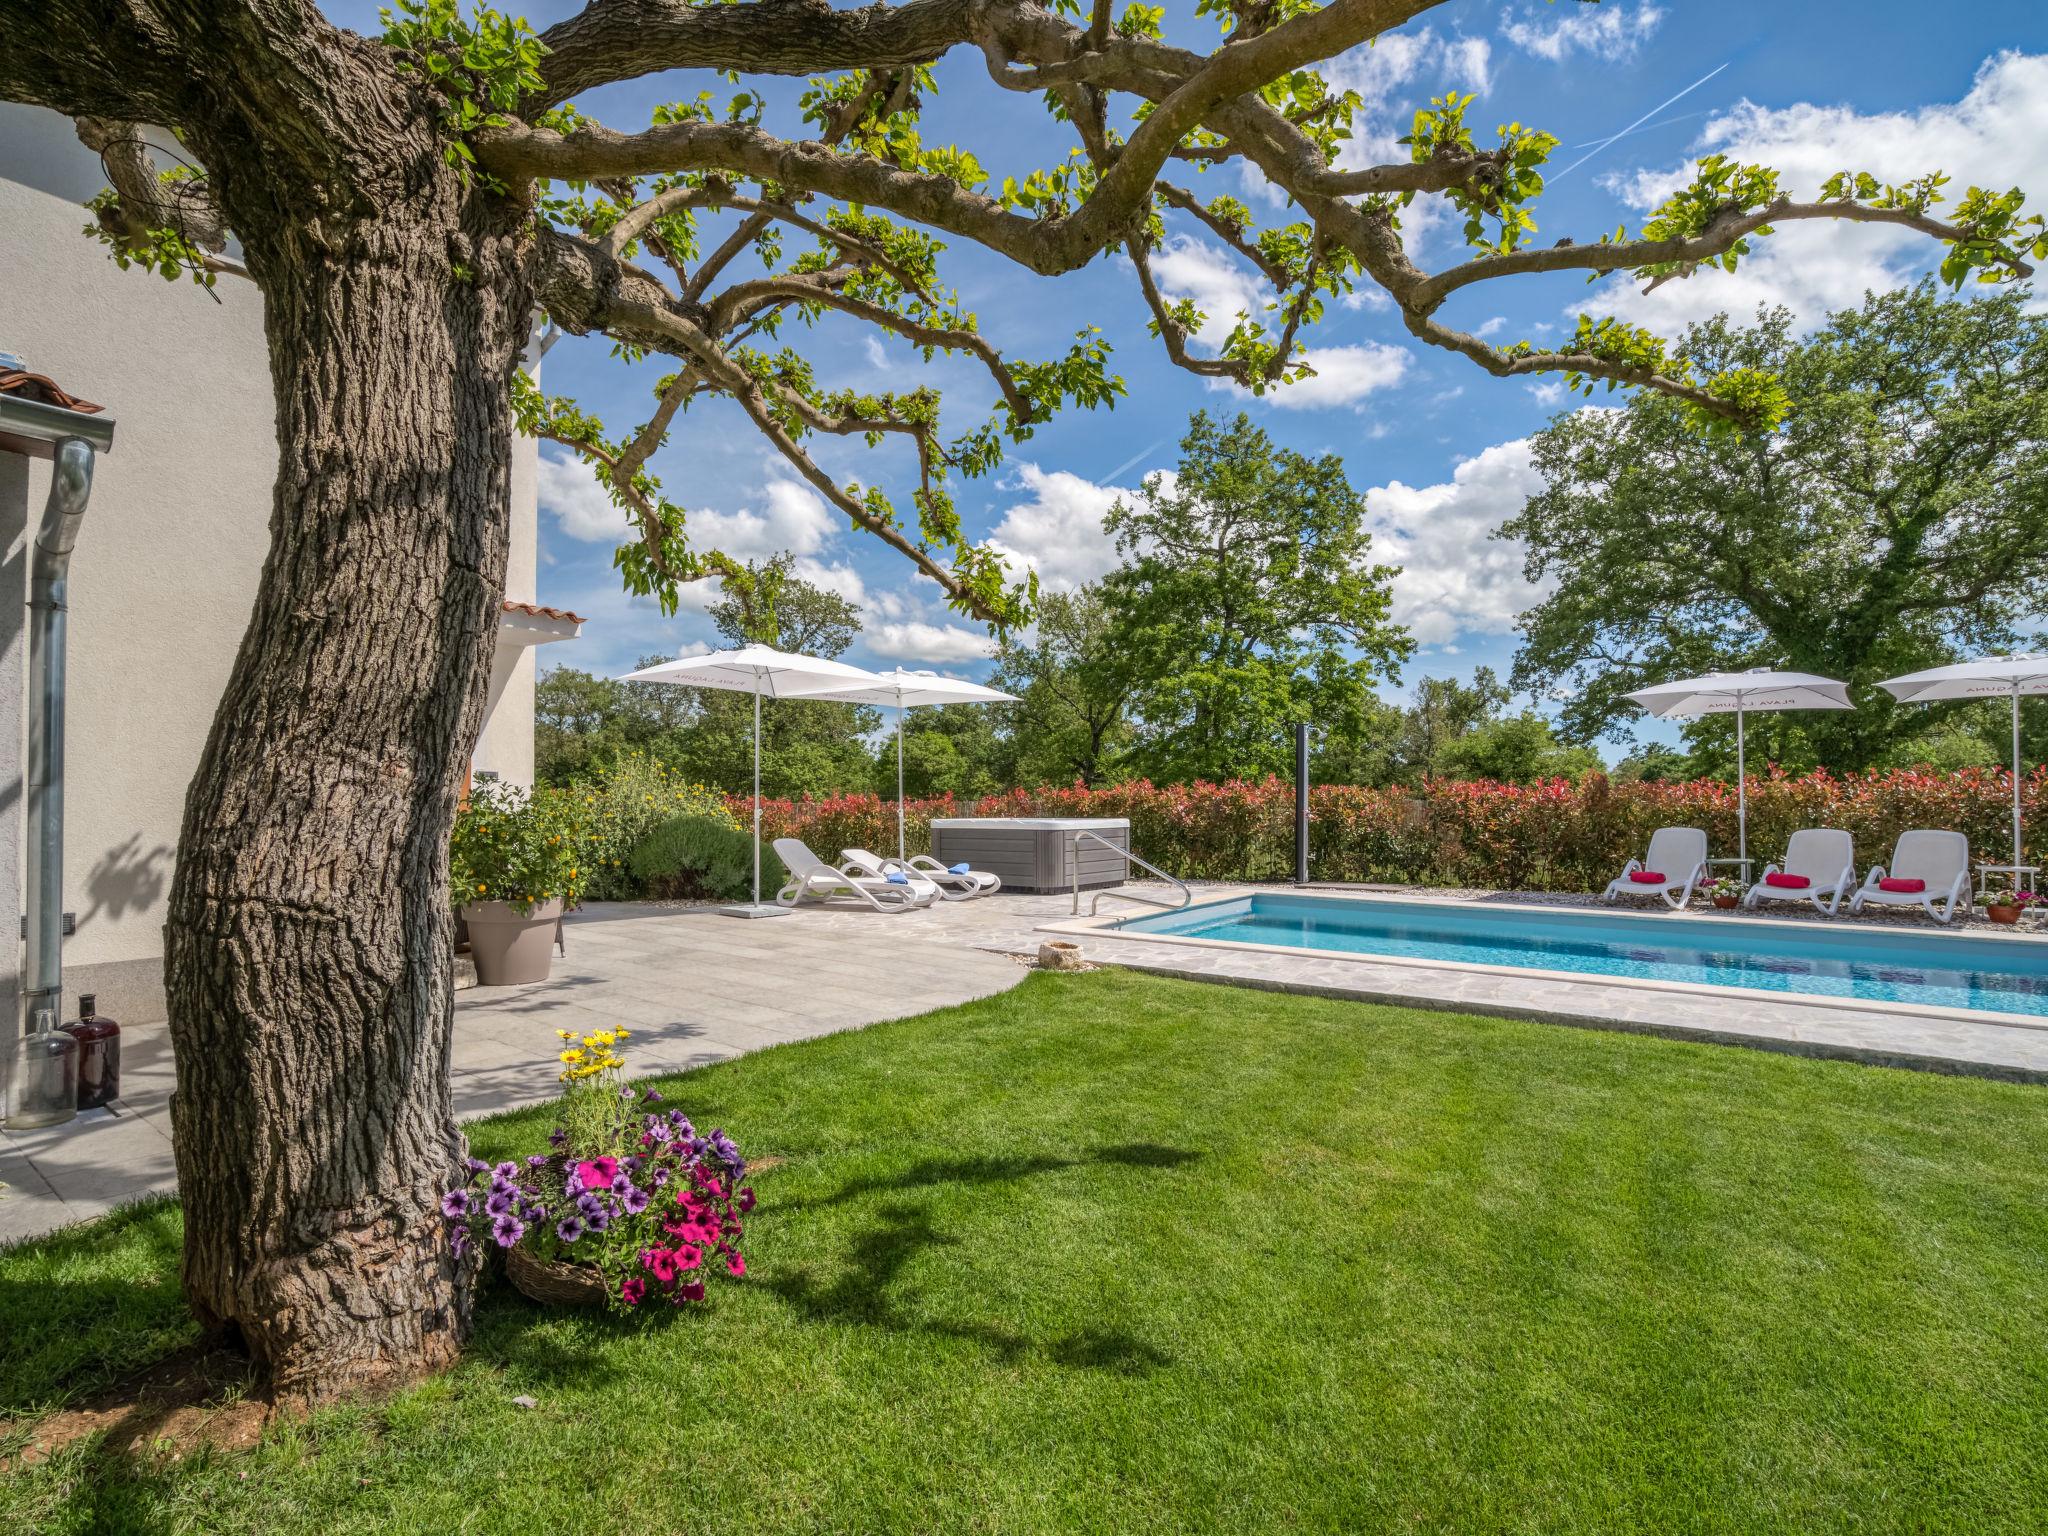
5, 970, 2048, 1533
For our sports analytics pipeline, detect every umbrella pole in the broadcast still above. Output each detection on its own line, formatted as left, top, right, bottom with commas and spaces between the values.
753, 688, 762, 908
1736, 704, 1747, 875
897, 704, 906, 864
2015, 688, 2025, 873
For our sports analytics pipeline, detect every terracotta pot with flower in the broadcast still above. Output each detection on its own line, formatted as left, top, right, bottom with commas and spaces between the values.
1698, 874, 1746, 910
451, 781, 588, 984
440, 1026, 754, 1312
1981, 887, 2039, 926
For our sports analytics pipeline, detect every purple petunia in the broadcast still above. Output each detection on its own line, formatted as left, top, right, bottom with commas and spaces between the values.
622, 1185, 650, 1215
646, 1120, 674, 1144
548, 1128, 568, 1148
465, 1156, 488, 1175
556, 1215, 585, 1244
494, 1161, 519, 1181
643, 1087, 664, 1104
576, 1191, 605, 1220
485, 1188, 514, 1218
527, 1154, 549, 1169
491, 1212, 525, 1248
611, 1173, 633, 1196
585, 1207, 610, 1234
441, 1190, 470, 1219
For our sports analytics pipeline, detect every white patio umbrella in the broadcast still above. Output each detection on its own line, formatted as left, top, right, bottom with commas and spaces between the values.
619, 645, 882, 917
1624, 668, 1854, 872
1876, 654, 2048, 872
799, 668, 1019, 861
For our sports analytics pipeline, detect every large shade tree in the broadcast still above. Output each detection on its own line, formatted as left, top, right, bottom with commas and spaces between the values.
6, 0, 2041, 1398
1506, 284, 2048, 770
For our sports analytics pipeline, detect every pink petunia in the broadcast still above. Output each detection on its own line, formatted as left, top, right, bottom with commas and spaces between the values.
725, 1253, 746, 1278
576, 1156, 619, 1192
676, 1244, 703, 1270
620, 1276, 646, 1306
679, 1280, 706, 1302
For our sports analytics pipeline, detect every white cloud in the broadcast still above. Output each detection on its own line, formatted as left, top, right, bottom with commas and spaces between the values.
986, 463, 1135, 592
536, 454, 840, 569
867, 620, 997, 663
688, 477, 836, 563
1588, 51, 2048, 333
862, 335, 889, 369
1365, 437, 1552, 645
1528, 379, 1569, 406
1223, 343, 1409, 410
1148, 236, 1411, 410
1500, 1, 1663, 62
536, 450, 628, 543
792, 559, 868, 606
1474, 315, 1510, 337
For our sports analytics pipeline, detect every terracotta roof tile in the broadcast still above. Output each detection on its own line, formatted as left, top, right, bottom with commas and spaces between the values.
501, 600, 586, 624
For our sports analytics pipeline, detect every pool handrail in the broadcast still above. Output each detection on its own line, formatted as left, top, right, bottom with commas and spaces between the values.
1070, 829, 1193, 917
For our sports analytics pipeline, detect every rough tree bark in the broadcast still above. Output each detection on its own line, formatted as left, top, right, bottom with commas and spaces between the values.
157, 94, 536, 1394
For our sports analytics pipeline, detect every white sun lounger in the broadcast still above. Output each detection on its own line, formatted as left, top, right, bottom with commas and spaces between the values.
1848, 830, 1972, 924
772, 838, 933, 912
1743, 829, 1857, 916
839, 848, 948, 904
1601, 826, 1708, 909
844, 847, 1001, 901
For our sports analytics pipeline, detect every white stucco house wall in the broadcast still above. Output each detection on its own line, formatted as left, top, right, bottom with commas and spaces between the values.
0, 103, 581, 1037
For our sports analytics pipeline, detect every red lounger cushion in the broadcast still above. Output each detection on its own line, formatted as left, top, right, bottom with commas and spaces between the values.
1878, 877, 1926, 893
1628, 870, 1668, 884
1764, 872, 1811, 889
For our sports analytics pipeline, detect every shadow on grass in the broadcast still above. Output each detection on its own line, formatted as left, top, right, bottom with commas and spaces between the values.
780, 1142, 1199, 1214
760, 1142, 1196, 1377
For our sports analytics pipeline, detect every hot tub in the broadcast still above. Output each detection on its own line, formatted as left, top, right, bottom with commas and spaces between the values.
928, 817, 1130, 894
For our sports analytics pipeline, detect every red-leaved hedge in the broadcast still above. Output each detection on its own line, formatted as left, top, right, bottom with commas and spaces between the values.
732, 766, 2045, 893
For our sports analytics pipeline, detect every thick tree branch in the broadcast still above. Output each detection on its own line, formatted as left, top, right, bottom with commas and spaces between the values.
532, 0, 979, 109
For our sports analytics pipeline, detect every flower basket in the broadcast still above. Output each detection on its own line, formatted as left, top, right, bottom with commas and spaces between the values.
505, 1242, 608, 1309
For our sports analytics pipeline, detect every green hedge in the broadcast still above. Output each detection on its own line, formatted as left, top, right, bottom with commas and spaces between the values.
732, 766, 2043, 893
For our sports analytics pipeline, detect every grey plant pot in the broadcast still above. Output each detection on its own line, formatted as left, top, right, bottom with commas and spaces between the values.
461, 897, 565, 986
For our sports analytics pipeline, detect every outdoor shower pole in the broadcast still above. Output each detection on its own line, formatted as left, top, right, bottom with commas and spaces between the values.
897, 704, 906, 863
1294, 722, 1310, 886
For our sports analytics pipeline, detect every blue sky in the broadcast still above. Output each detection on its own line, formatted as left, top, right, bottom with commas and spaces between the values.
338, 0, 2048, 747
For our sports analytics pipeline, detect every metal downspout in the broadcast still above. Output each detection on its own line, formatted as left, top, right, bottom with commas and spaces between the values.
24, 437, 95, 1037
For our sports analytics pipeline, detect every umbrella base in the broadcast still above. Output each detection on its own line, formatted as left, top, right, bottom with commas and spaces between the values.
719, 903, 791, 920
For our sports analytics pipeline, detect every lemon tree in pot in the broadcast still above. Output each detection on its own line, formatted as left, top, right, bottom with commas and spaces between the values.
452, 782, 586, 985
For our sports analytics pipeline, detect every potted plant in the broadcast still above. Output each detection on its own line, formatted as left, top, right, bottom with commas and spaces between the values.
439, 1027, 753, 1310
451, 781, 585, 984
1699, 874, 1746, 910
1981, 887, 2039, 926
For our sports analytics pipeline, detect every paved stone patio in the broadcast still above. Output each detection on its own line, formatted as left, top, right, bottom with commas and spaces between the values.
6, 882, 2046, 1245
0, 900, 1027, 1245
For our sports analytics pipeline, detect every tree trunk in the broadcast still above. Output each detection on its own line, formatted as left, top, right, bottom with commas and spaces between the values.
163, 204, 532, 1400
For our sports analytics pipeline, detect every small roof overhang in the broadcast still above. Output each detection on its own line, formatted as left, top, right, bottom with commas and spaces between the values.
498, 599, 584, 648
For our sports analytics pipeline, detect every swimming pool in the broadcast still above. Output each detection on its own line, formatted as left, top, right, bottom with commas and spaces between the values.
1112, 894, 2048, 1020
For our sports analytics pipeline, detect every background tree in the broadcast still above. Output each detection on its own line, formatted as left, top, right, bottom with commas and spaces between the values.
9, 0, 2038, 1398
987, 585, 1135, 787
1106, 411, 1410, 783
1506, 284, 2048, 772
534, 662, 696, 783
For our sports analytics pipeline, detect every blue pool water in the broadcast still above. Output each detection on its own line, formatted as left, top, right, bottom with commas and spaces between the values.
1114, 895, 2048, 1018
